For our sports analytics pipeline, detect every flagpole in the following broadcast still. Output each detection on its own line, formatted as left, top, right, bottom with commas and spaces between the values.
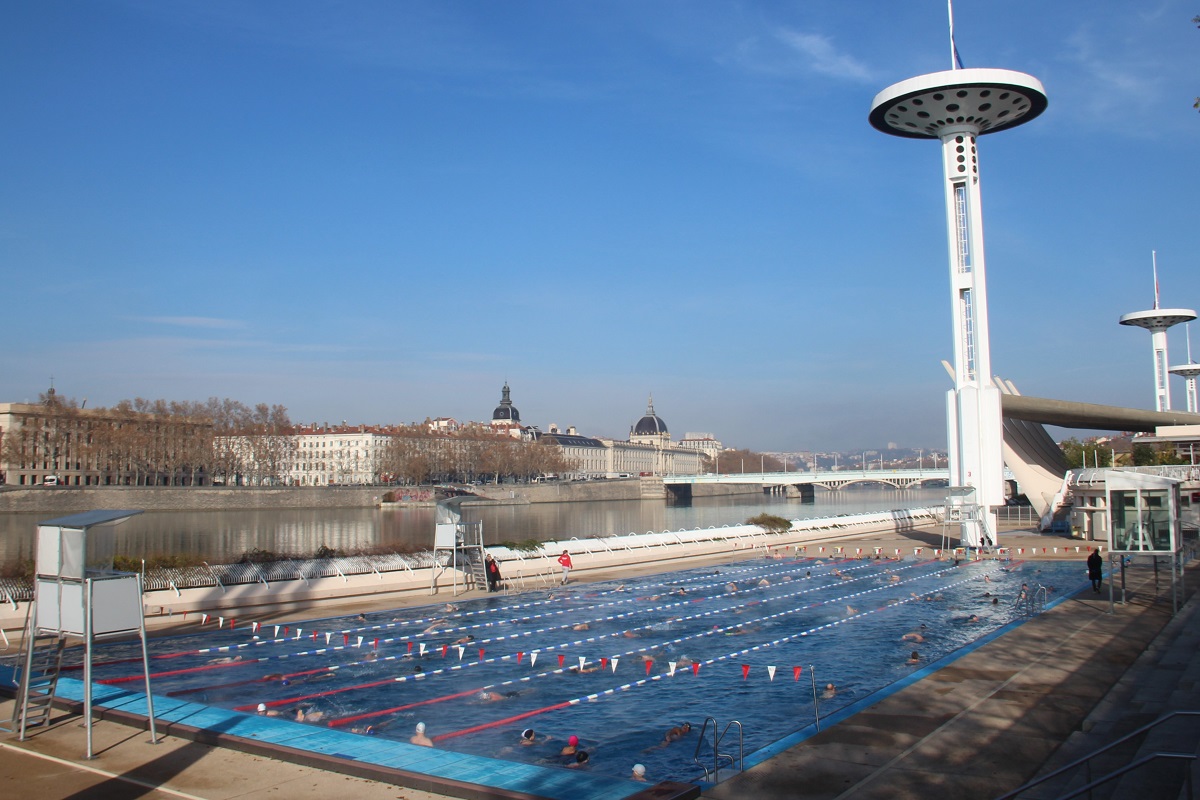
1153, 250, 1160, 310
948, 0, 958, 70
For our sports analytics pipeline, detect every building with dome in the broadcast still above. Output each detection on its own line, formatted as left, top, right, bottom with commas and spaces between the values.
630, 396, 670, 447
489, 382, 524, 438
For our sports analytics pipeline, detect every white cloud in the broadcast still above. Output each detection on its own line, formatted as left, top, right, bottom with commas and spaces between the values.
775, 28, 874, 82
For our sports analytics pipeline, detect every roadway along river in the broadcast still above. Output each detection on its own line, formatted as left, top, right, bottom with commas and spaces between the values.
0, 486, 946, 568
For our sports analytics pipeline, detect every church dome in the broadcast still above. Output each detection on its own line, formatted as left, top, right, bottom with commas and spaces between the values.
632, 396, 667, 436
492, 382, 520, 423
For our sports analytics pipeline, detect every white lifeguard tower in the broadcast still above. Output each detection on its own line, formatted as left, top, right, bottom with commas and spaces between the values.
870, 12, 1046, 548
1105, 471, 1184, 612
430, 497, 486, 596
8, 510, 157, 757
1120, 253, 1196, 413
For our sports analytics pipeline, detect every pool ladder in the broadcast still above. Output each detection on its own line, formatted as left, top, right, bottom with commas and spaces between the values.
694, 716, 743, 782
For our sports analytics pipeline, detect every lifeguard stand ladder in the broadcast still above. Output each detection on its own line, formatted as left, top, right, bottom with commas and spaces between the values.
941, 486, 988, 552
430, 498, 486, 596
6, 511, 158, 758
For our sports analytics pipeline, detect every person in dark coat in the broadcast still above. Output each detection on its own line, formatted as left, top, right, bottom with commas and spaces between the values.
1087, 548, 1104, 592
486, 553, 502, 592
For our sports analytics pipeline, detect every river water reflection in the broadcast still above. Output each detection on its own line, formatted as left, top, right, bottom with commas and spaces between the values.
0, 487, 944, 567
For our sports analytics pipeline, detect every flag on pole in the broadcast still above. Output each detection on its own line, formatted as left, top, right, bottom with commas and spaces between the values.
949, 0, 964, 69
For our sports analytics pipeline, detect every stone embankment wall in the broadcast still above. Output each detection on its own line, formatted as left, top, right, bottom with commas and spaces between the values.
0, 477, 766, 514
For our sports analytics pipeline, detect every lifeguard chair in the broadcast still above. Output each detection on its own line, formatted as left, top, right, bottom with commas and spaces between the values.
430, 497, 486, 596
7, 510, 157, 757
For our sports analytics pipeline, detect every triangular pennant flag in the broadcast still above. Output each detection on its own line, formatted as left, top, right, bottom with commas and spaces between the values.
253, 622, 260, 633
645, 659, 653, 675
600, 657, 608, 670
418, 642, 427, 656
273, 625, 280, 637
517, 652, 524, 664
441, 645, 448, 657
456, 646, 465, 660
668, 661, 677, 676
530, 652, 538, 667
356, 637, 363, 648
295, 628, 302, 639
692, 662, 701, 676
578, 656, 586, 670
312, 630, 318, 641
793, 666, 802, 681
478, 648, 485, 661
610, 657, 619, 672
343, 633, 349, 645
229, 618, 236, 630
407, 641, 413, 652
558, 654, 566, 667
202, 614, 210, 625
373, 638, 379, 650
284, 626, 290, 636
325, 632, 332, 645
767, 665, 777, 681
741, 664, 750, 680
218, 616, 225, 628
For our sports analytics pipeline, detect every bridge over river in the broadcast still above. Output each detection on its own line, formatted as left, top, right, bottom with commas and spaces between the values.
662, 468, 950, 501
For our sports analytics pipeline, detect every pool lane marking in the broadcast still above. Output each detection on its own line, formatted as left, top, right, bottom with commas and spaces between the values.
426, 566, 1003, 743
110, 560, 923, 688
94, 559, 883, 684
308, 562, 975, 723
0, 742, 211, 800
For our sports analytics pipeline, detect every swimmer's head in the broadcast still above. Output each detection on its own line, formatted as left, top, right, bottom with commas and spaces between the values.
568, 735, 579, 747
633, 764, 646, 777
522, 728, 534, 741
576, 751, 589, 764
281, 680, 290, 686
415, 722, 426, 734
681, 722, 691, 731
257, 703, 267, 712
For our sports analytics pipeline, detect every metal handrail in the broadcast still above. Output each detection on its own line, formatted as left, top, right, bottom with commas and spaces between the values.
1053, 752, 1194, 800
996, 710, 1200, 799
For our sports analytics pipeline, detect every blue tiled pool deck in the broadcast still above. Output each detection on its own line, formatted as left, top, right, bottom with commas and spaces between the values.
47, 677, 690, 800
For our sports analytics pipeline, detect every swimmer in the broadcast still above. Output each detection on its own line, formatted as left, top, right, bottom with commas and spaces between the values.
674, 656, 694, 669
622, 630, 640, 638
561, 734, 580, 756
638, 653, 655, 663
572, 623, 590, 631
967, 615, 980, 623
902, 632, 925, 643
355, 613, 367, 623
567, 751, 590, 768
410, 722, 434, 747
569, 662, 602, 674
805, 570, 811, 579
992, 597, 999, 605
423, 619, 447, 634
673, 587, 687, 596
452, 634, 475, 644
262, 674, 284, 682
906, 650, 921, 665
350, 724, 376, 735
443, 603, 459, 613
846, 605, 858, 616
294, 707, 324, 723
757, 578, 770, 587
520, 728, 544, 746
662, 722, 692, 744
889, 574, 901, 583
631, 763, 647, 781
821, 683, 836, 699
781, 575, 793, 583
206, 655, 243, 665
255, 703, 281, 717
725, 582, 738, 593
362, 651, 378, 661
478, 690, 521, 702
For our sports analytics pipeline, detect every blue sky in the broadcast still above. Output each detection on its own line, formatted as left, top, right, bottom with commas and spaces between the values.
3, 1, 1198, 452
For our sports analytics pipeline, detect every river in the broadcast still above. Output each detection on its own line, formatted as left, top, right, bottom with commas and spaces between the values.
0, 487, 945, 567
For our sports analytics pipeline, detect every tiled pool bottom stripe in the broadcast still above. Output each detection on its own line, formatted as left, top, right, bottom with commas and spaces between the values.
42, 677, 682, 800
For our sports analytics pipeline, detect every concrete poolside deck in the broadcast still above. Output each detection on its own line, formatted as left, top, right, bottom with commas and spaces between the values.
2, 524, 1194, 799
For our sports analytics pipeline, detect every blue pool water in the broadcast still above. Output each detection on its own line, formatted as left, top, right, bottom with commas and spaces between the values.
56, 554, 1085, 784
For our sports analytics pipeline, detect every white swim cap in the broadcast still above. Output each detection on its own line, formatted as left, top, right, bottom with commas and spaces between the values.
415, 722, 426, 733
257, 703, 266, 712
633, 764, 646, 776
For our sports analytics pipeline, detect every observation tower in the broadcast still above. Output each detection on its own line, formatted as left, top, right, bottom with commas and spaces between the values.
1120, 255, 1195, 412
869, 22, 1046, 547
1168, 326, 1200, 414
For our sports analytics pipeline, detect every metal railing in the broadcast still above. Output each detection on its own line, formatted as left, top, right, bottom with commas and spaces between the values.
694, 717, 743, 782
996, 710, 1200, 800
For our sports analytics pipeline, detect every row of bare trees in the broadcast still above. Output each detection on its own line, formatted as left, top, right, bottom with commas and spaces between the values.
2, 392, 576, 487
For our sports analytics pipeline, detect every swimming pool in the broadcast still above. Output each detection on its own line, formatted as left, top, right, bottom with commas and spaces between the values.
54, 554, 1085, 785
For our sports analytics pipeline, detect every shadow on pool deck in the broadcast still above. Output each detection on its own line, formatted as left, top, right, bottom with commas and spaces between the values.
1, 526, 1190, 800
